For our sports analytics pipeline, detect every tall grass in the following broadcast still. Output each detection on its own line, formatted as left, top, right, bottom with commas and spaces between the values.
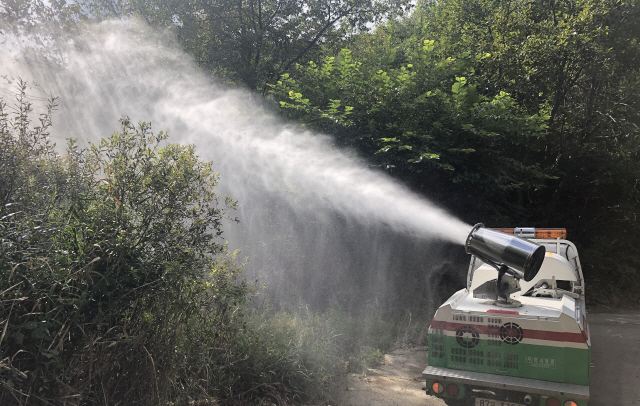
222, 303, 433, 404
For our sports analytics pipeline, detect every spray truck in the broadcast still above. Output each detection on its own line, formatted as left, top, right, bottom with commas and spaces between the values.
423, 224, 590, 406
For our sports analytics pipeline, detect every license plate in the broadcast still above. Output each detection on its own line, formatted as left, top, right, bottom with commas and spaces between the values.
474, 398, 524, 406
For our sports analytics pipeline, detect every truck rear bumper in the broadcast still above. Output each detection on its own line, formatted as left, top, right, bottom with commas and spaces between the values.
423, 366, 589, 400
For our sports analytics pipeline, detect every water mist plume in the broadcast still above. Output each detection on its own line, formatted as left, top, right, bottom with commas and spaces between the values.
0, 20, 471, 310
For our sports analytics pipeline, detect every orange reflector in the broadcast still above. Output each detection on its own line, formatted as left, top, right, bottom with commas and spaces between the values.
487, 309, 519, 315
492, 228, 516, 234
535, 229, 567, 239
491, 228, 567, 239
431, 382, 444, 394
563, 402, 578, 406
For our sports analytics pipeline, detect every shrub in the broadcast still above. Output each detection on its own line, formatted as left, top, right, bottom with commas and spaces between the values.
0, 82, 247, 405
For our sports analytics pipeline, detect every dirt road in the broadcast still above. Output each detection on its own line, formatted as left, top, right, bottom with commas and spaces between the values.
332, 346, 445, 406
589, 311, 640, 406
332, 311, 640, 406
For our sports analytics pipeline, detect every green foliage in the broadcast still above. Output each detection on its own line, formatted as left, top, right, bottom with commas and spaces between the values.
0, 84, 252, 405
420, 0, 640, 299
0, 0, 85, 49
161, 0, 640, 301
269, 0, 640, 300
268, 45, 550, 206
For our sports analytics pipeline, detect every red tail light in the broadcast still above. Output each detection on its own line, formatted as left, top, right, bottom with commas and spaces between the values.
487, 309, 519, 315
546, 398, 561, 406
446, 383, 459, 396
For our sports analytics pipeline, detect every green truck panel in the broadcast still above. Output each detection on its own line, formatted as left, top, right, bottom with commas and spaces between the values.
429, 333, 590, 385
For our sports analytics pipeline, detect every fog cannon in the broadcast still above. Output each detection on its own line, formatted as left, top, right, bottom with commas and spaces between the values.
465, 223, 545, 305
465, 223, 545, 281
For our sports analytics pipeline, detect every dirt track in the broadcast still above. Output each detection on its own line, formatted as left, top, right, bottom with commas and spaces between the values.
332, 347, 444, 406
331, 311, 640, 406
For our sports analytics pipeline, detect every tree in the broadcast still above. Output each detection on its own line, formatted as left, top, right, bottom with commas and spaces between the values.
0, 0, 84, 40
78, 0, 412, 92
421, 0, 640, 297
268, 0, 640, 299
268, 45, 550, 217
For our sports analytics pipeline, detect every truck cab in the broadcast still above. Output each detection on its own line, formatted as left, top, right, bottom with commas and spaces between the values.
423, 226, 590, 406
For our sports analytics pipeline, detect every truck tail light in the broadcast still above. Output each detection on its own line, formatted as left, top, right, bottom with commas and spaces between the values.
431, 382, 444, 394
545, 398, 561, 406
563, 402, 578, 406
446, 383, 459, 396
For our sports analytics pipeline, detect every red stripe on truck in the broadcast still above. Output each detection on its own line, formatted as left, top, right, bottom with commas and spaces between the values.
430, 321, 586, 344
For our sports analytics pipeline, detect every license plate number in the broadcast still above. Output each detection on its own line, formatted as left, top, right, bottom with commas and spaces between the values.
475, 399, 524, 406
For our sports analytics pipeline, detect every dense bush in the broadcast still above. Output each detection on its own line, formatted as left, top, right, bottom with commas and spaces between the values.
0, 82, 248, 405
0, 83, 398, 406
